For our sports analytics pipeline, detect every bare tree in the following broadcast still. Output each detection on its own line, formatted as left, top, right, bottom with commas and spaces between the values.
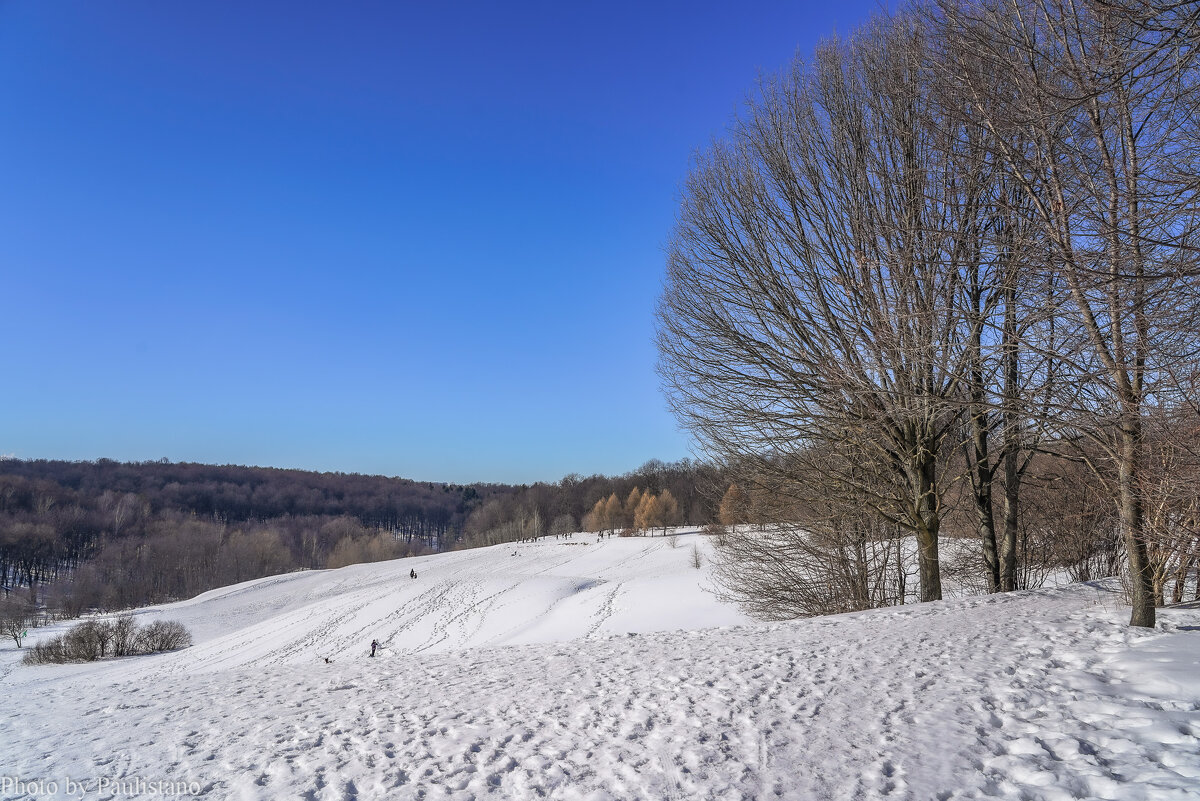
937, 0, 1200, 626
948, 153, 1065, 594
110, 614, 138, 657
658, 16, 993, 603
0, 598, 31, 648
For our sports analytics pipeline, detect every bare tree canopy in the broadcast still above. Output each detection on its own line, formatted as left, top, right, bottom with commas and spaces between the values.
658, 16, 991, 603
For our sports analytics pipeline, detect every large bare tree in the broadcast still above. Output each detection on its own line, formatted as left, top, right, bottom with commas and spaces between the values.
658, 17, 1000, 604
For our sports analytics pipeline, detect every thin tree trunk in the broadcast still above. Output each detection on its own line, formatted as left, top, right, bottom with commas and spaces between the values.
1120, 422, 1155, 626
915, 447, 942, 603
999, 282, 1020, 592
966, 281, 1001, 594
974, 474, 999, 592
1172, 553, 1195, 605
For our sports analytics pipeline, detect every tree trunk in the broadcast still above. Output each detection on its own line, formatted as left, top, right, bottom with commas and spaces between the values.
1172, 554, 1195, 605
966, 285, 1001, 594
975, 485, 999, 593
915, 448, 942, 603
1000, 470, 1019, 591
1119, 422, 1155, 627
999, 279, 1020, 592
969, 424, 1000, 593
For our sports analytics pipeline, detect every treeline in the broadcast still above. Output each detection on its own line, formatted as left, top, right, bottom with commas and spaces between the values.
0, 458, 510, 612
0, 457, 722, 614
1, 458, 497, 539
51, 513, 428, 614
460, 459, 724, 547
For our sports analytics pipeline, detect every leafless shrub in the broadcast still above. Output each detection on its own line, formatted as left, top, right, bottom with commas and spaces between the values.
135, 620, 192, 653
713, 515, 911, 620
22, 617, 192, 665
22, 638, 67, 665
65, 620, 106, 661
109, 614, 139, 657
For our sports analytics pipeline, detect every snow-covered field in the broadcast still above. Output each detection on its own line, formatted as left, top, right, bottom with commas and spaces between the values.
2, 531, 1198, 800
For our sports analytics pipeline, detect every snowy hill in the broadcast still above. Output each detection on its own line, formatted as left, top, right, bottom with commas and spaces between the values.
2, 531, 1199, 800
23, 531, 748, 677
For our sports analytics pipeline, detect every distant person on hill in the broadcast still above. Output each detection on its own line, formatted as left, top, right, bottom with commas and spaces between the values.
410, 568, 417, 579
370, 639, 378, 657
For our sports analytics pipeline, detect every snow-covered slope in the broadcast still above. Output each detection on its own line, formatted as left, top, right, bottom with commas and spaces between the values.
2, 532, 1198, 800
17, 531, 747, 679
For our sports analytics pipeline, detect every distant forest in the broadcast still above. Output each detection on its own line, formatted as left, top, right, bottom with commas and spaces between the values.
0, 457, 722, 614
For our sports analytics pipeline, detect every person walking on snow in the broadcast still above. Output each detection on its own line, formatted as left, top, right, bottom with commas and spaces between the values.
410, 568, 417, 579
370, 639, 378, 657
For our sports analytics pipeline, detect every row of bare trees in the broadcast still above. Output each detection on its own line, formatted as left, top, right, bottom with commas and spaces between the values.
658, 0, 1200, 626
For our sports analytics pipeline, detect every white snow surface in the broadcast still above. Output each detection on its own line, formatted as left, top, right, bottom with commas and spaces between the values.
2, 531, 1199, 800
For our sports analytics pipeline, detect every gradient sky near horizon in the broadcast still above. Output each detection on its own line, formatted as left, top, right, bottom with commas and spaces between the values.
1, 0, 882, 484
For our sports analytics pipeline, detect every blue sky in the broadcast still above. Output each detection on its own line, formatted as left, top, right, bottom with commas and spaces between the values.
1, 0, 881, 484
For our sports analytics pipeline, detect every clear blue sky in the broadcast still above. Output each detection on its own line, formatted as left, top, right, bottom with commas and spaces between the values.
1, 0, 881, 484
